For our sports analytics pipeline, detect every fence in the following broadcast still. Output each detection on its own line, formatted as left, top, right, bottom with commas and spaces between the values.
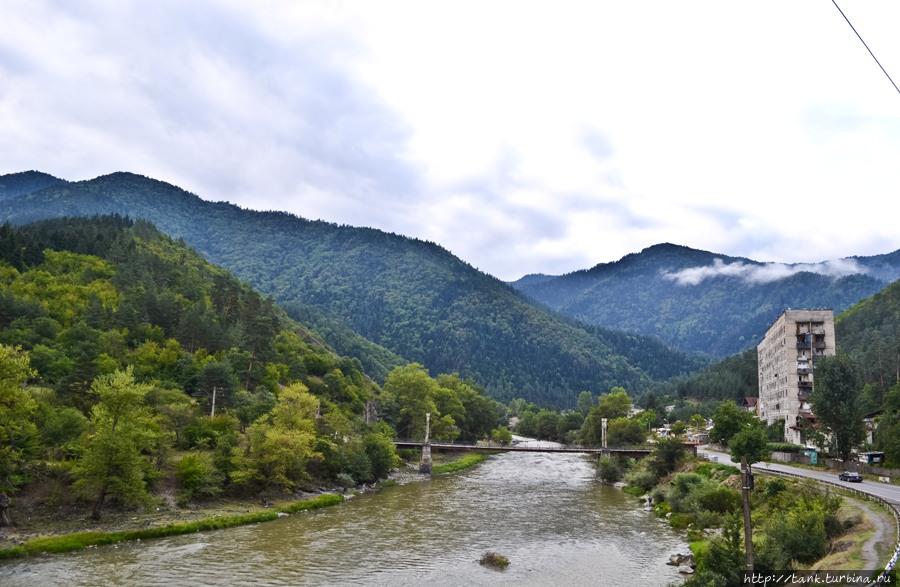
769, 451, 900, 481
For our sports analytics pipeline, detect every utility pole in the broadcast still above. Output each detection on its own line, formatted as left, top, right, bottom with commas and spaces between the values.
740, 456, 754, 572
210, 386, 218, 418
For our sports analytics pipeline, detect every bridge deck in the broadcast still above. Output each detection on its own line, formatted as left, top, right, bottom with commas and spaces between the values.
393, 441, 698, 456
394, 441, 652, 455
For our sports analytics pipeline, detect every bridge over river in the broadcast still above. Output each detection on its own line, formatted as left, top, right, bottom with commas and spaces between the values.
393, 440, 698, 459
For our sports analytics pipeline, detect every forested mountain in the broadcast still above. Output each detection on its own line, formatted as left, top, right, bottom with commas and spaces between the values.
0, 172, 703, 407
512, 243, 898, 357
0, 170, 63, 201
0, 216, 511, 516
0, 216, 377, 412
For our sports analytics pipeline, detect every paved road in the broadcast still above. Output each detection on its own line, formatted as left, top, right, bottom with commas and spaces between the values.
699, 447, 900, 506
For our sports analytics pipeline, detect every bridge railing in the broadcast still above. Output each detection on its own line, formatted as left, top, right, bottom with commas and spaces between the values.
392, 439, 658, 451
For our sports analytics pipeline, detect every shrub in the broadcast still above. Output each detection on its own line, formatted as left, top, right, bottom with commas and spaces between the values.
767, 442, 805, 453
490, 426, 513, 446
341, 441, 372, 484
667, 473, 705, 512
693, 485, 740, 514
598, 456, 623, 483
336, 473, 356, 489
692, 510, 723, 530
648, 437, 685, 478
624, 467, 657, 493
763, 477, 787, 498
176, 452, 224, 502
364, 433, 399, 480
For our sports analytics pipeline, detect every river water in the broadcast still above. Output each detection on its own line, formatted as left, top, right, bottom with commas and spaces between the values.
1, 448, 687, 586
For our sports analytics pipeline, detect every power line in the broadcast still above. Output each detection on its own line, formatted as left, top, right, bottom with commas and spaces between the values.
830, 0, 900, 97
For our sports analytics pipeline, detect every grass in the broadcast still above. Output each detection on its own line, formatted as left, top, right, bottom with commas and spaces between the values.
431, 453, 488, 475
0, 493, 344, 560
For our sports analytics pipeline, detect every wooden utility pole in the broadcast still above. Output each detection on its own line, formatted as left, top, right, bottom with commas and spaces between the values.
740, 456, 754, 572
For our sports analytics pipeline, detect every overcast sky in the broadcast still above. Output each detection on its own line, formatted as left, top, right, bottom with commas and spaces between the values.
2, 1, 900, 280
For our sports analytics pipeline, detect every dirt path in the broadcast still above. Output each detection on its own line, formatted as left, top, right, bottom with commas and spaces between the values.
851, 498, 893, 569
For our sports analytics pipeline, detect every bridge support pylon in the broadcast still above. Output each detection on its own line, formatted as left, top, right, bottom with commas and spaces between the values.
419, 412, 432, 475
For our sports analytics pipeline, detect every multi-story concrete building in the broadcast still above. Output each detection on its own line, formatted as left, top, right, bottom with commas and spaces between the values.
757, 309, 836, 446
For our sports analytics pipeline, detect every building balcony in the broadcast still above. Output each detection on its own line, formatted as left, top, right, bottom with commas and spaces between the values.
798, 390, 811, 402
798, 381, 813, 392
796, 341, 811, 349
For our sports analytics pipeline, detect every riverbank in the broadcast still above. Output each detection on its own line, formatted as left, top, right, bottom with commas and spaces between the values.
0, 452, 487, 561
0, 493, 343, 560
614, 452, 893, 581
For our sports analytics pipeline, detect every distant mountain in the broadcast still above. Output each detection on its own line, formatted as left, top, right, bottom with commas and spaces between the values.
0, 170, 64, 201
0, 171, 704, 407
512, 243, 898, 358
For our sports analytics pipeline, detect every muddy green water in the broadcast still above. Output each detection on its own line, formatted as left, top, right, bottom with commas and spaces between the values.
1, 449, 687, 586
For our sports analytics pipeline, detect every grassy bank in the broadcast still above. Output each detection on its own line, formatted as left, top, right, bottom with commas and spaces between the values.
0, 493, 343, 560
432, 453, 489, 475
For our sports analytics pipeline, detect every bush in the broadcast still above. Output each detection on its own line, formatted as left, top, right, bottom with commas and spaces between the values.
341, 441, 372, 484
624, 467, 657, 493
598, 456, 623, 483
767, 442, 805, 454
693, 484, 740, 514
763, 477, 787, 498
364, 433, 399, 480
648, 437, 685, 478
759, 502, 828, 567
176, 452, 224, 502
667, 473, 705, 512
335, 473, 356, 489
183, 415, 239, 450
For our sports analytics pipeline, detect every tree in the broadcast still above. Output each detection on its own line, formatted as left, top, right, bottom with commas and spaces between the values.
74, 368, 157, 519
491, 426, 513, 446
576, 391, 594, 416
876, 383, 900, 466
709, 401, 755, 445
597, 388, 631, 420
810, 353, 865, 461
364, 432, 398, 480
689, 414, 707, 431
648, 436, 685, 478
0, 345, 38, 525
231, 382, 321, 493
607, 417, 646, 446
381, 364, 438, 439
728, 425, 769, 465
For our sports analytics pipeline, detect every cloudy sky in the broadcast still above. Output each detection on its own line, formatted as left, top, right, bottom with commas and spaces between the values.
2, 1, 900, 280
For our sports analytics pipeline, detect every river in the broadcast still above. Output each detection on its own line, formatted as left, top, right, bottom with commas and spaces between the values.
1, 447, 687, 586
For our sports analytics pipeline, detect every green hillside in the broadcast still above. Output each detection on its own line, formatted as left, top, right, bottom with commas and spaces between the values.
0, 216, 508, 518
0, 172, 704, 407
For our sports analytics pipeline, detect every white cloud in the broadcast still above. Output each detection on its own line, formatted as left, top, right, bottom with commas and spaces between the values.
663, 258, 868, 286
2, 1, 900, 280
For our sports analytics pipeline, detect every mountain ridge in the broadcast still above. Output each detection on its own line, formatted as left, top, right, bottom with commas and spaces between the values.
0, 170, 704, 407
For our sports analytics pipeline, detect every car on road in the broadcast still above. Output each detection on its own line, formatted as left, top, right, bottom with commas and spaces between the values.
838, 471, 863, 483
